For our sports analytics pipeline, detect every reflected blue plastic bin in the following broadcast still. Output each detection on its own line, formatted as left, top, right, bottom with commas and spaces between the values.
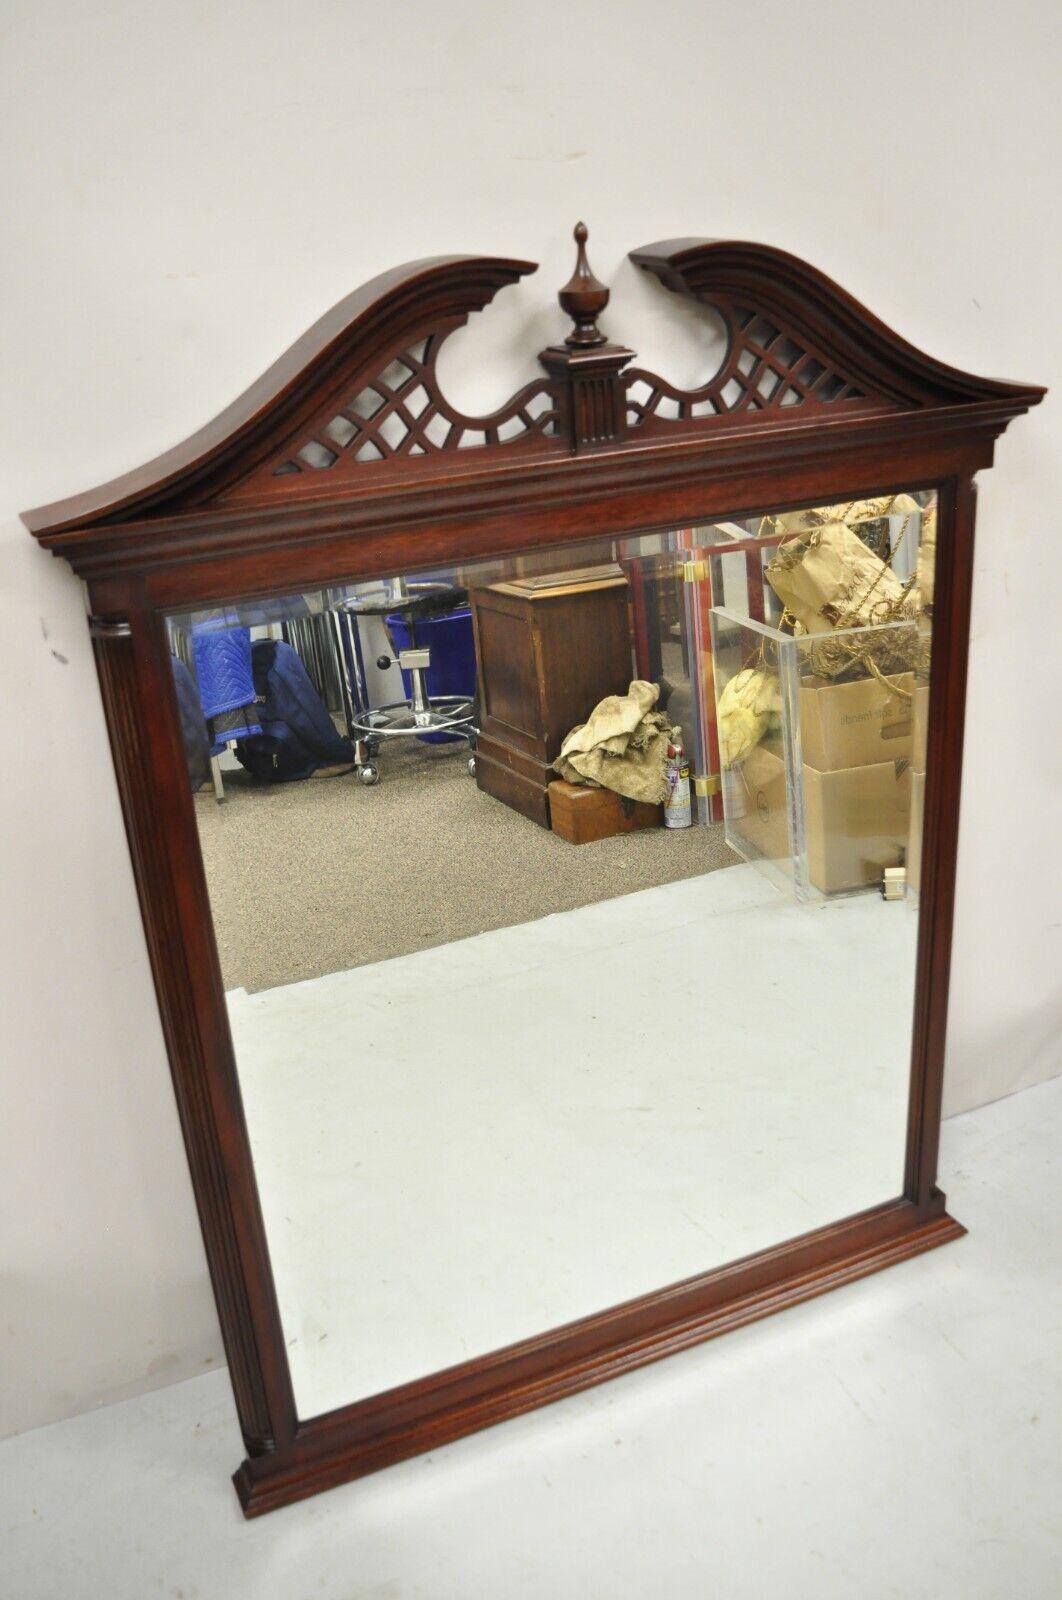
385, 606, 476, 743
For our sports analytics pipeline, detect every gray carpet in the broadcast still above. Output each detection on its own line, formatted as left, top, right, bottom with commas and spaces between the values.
195, 739, 734, 994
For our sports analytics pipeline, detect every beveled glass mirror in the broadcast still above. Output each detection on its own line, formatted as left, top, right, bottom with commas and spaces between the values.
23, 227, 1043, 1513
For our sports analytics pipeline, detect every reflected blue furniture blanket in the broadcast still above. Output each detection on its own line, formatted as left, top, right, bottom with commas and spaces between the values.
235, 640, 354, 782
190, 613, 262, 749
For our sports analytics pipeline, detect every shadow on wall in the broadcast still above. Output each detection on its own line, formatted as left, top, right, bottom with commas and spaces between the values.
0, 1267, 224, 1441
944, 992, 1062, 1119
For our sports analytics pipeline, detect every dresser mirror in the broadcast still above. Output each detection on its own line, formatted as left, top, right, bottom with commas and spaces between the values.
170, 496, 935, 1422
24, 226, 1043, 1513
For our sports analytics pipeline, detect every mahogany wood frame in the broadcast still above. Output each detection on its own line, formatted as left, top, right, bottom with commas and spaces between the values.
24, 227, 1044, 1516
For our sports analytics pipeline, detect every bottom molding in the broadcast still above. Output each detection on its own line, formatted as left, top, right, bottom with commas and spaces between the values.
234, 1205, 964, 1517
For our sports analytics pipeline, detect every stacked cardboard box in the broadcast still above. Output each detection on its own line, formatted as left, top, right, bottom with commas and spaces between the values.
731, 672, 914, 894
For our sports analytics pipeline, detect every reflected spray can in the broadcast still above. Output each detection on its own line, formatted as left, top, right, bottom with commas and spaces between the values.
664, 740, 692, 829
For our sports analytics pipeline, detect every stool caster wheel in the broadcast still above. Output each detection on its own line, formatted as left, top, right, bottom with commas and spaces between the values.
467, 756, 477, 778
358, 764, 380, 787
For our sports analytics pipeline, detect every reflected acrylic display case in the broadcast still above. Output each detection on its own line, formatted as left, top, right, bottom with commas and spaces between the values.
710, 612, 923, 901
623, 495, 933, 828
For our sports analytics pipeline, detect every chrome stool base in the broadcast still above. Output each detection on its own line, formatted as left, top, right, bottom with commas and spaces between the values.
330, 580, 478, 786
347, 693, 477, 784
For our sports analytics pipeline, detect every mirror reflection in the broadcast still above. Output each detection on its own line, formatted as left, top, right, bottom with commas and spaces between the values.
169, 489, 936, 1418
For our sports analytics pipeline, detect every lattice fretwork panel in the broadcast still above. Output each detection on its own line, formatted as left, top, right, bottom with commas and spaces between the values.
626, 304, 867, 428
269, 337, 559, 479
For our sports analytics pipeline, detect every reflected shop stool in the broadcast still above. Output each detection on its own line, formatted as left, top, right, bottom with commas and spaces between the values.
330, 578, 477, 785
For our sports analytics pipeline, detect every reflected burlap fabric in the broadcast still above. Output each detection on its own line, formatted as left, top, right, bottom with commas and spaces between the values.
553, 680, 679, 805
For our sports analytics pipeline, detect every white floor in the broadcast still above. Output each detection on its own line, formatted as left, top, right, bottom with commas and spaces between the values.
227, 865, 916, 1417
3, 1073, 1059, 1599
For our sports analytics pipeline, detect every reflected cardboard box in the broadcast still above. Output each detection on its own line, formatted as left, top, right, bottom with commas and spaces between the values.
731, 742, 911, 895
799, 672, 913, 771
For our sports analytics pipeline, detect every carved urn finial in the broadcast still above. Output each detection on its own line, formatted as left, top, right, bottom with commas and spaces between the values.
559, 222, 609, 347
540, 221, 634, 450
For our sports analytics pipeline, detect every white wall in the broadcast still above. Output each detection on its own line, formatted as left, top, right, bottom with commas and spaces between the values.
2, 0, 1059, 1439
